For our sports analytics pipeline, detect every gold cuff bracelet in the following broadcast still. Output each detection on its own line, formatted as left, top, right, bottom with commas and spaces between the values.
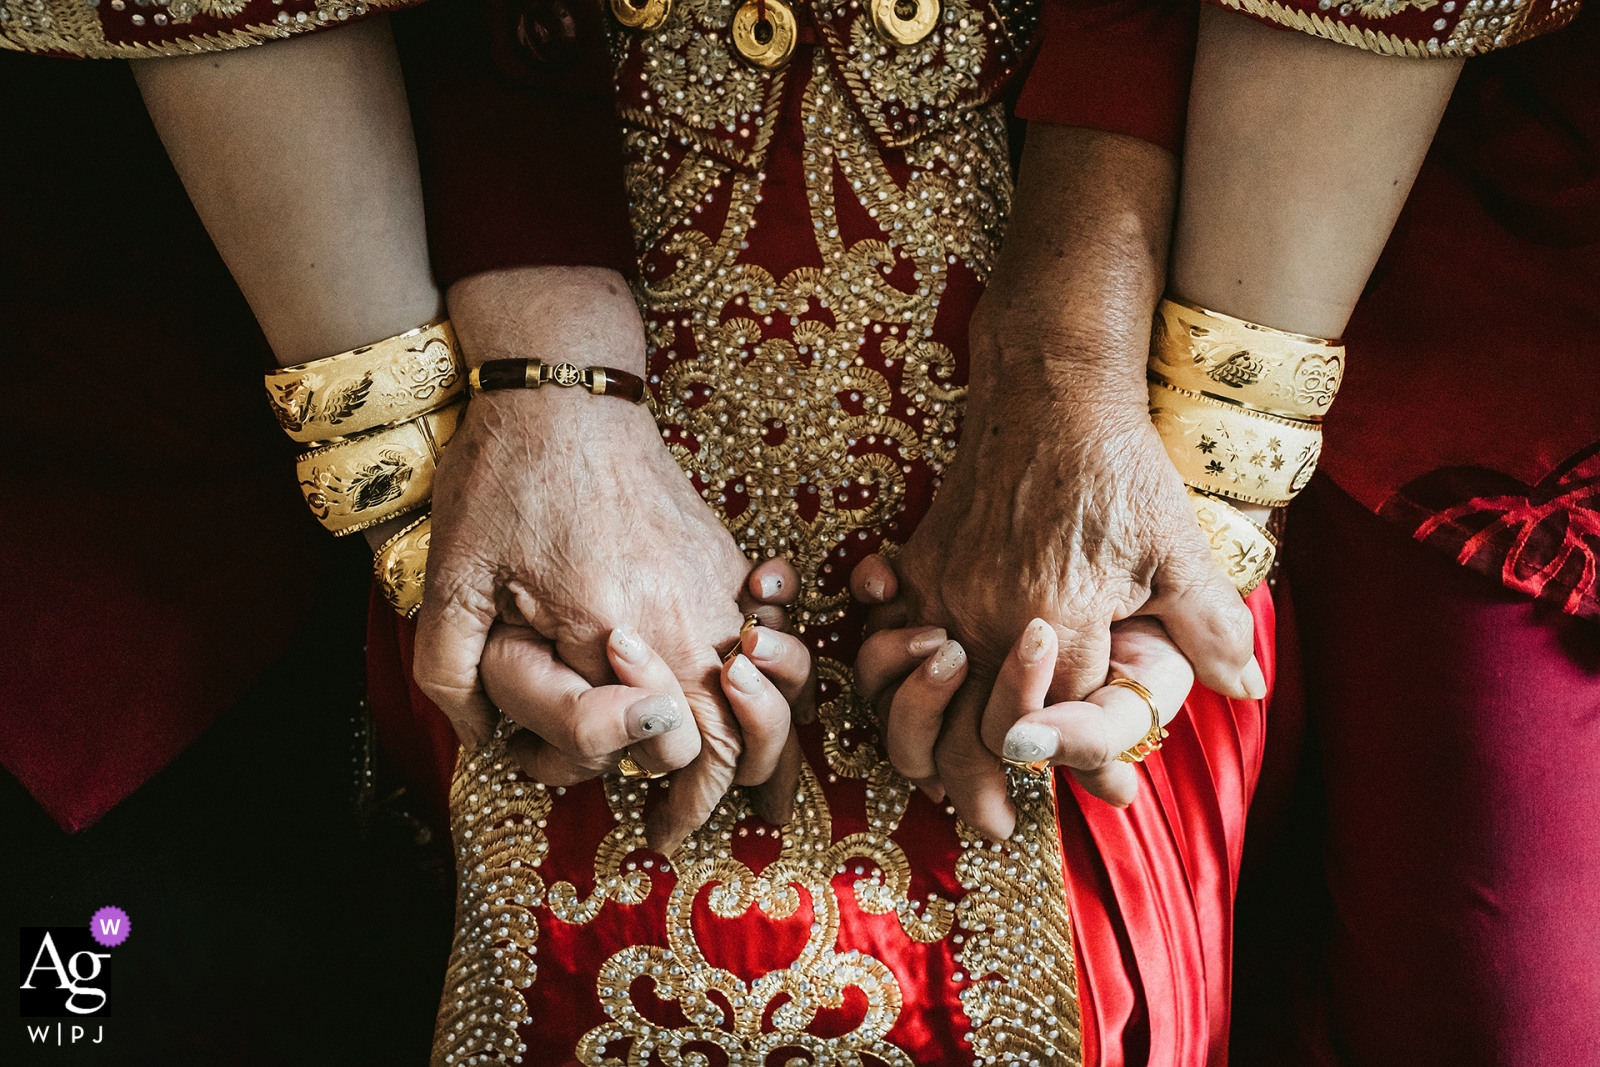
1188, 487, 1277, 596
295, 401, 462, 536
1150, 298, 1344, 422
374, 511, 432, 619
266, 319, 465, 444
1150, 379, 1322, 508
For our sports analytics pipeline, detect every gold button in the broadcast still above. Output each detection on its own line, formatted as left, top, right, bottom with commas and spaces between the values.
869, 0, 939, 45
731, 0, 797, 69
611, 0, 670, 31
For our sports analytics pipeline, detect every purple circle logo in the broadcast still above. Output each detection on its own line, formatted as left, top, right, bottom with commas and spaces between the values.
89, 906, 130, 948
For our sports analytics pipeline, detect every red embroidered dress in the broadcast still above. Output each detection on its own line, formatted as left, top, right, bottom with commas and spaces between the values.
422, 2, 1276, 1064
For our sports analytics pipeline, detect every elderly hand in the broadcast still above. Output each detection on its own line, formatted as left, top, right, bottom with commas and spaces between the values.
849, 126, 1261, 839
412, 267, 812, 854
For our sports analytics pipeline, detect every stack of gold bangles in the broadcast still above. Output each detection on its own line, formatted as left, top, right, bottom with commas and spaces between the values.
1148, 297, 1345, 595
264, 319, 465, 619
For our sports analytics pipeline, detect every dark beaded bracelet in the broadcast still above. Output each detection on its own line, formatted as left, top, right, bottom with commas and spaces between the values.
467, 359, 647, 403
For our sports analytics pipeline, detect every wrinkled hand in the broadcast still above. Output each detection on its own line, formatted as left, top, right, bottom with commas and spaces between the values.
475, 560, 816, 830
851, 341, 1263, 841
412, 267, 812, 854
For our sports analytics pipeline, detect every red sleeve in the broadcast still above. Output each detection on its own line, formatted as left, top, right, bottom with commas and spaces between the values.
1015, 0, 1199, 154
393, 0, 637, 288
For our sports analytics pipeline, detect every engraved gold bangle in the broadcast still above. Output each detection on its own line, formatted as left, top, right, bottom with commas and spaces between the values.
374, 511, 432, 619
1110, 676, 1168, 764
1188, 487, 1277, 597
265, 318, 465, 444
1150, 298, 1344, 422
295, 401, 463, 536
1149, 378, 1322, 508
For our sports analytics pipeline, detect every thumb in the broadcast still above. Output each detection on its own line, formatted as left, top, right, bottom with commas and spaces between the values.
1144, 548, 1260, 701
412, 565, 500, 747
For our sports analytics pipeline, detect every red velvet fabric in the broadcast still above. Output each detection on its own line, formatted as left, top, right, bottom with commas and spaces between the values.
1282, 475, 1600, 1067
1016, 0, 1198, 155
0, 0, 638, 831
0, 52, 345, 832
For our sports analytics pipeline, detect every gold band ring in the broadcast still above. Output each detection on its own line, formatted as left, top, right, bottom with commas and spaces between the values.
722, 613, 763, 665
1000, 755, 1051, 778
1110, 676, 1169, 764
616, 750, 669, 781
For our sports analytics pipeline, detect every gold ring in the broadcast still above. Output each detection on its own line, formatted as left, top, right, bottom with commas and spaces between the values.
1000, 756, 1051, 778
616, 749, 669, 780
721, 613, 763, 664
1110, 676, 1169, 763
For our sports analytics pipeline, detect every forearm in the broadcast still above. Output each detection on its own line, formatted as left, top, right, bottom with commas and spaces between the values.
974, 123, 1177, 415
1170, 5, 1462, 339
132, 18, 442, 366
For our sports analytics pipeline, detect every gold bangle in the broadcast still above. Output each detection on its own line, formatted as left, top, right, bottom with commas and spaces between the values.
374, 511, 431, 619
265, 319, 465, 444
1188, 487, 1277, 596
1150, 298, 1344, 422
1110, 676, 1168, 764
1149, 379, 1322, 507
295, 401, 463, 536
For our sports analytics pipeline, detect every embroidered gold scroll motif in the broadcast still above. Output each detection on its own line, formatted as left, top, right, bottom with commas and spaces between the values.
432, 663, 1081, 1066
627, 47, 1009, 629
433, 1, 1082, 1061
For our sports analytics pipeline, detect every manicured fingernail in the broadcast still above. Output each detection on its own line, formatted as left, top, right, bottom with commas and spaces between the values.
926, 640, 966, 680
1241, 656, 1267, 700
627, 694, 681, 737
1003, 722, 1058, 764
864, 575, 886, 601
907, 628, 947, 657
759, 572, 784, 599
751, 629, 781, 662
611, 626, 648, 665
1019, 618, 1051, 664
727, 654, 762, 693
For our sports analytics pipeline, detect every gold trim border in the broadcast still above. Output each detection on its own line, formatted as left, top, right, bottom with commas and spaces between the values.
1212, 0, 1579, 58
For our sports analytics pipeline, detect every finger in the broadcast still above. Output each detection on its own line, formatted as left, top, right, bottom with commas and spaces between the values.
480, 624, 693, 772
505, 729, 614, 788
1001, 619, 1195, 808
647, 664, 744, 856
936, 681, 1016, 841
1145, 550, 1260, 700
849, 553, 899, 604
607, 627, 702, 773
743, 558, 801, 607
723, 654, 793, 786
748, 726, 804, 827
979, 618, 1057, 757
1045, 618, 1115, 706
743, 626, 818, 725
855, 625, 947, 701
885, 639, 968, 780
411, 565, 499, 747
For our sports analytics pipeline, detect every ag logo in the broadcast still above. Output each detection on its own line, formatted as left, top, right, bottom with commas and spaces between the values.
19, 929, 111, 1017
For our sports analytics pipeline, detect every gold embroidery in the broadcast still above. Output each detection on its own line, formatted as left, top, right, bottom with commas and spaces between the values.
631, 53, 1008, 628
434, 3, 1085, 1062
0, 0, 410, 59
1214, 0, 1578, 57
433, 661, 1081, 1066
